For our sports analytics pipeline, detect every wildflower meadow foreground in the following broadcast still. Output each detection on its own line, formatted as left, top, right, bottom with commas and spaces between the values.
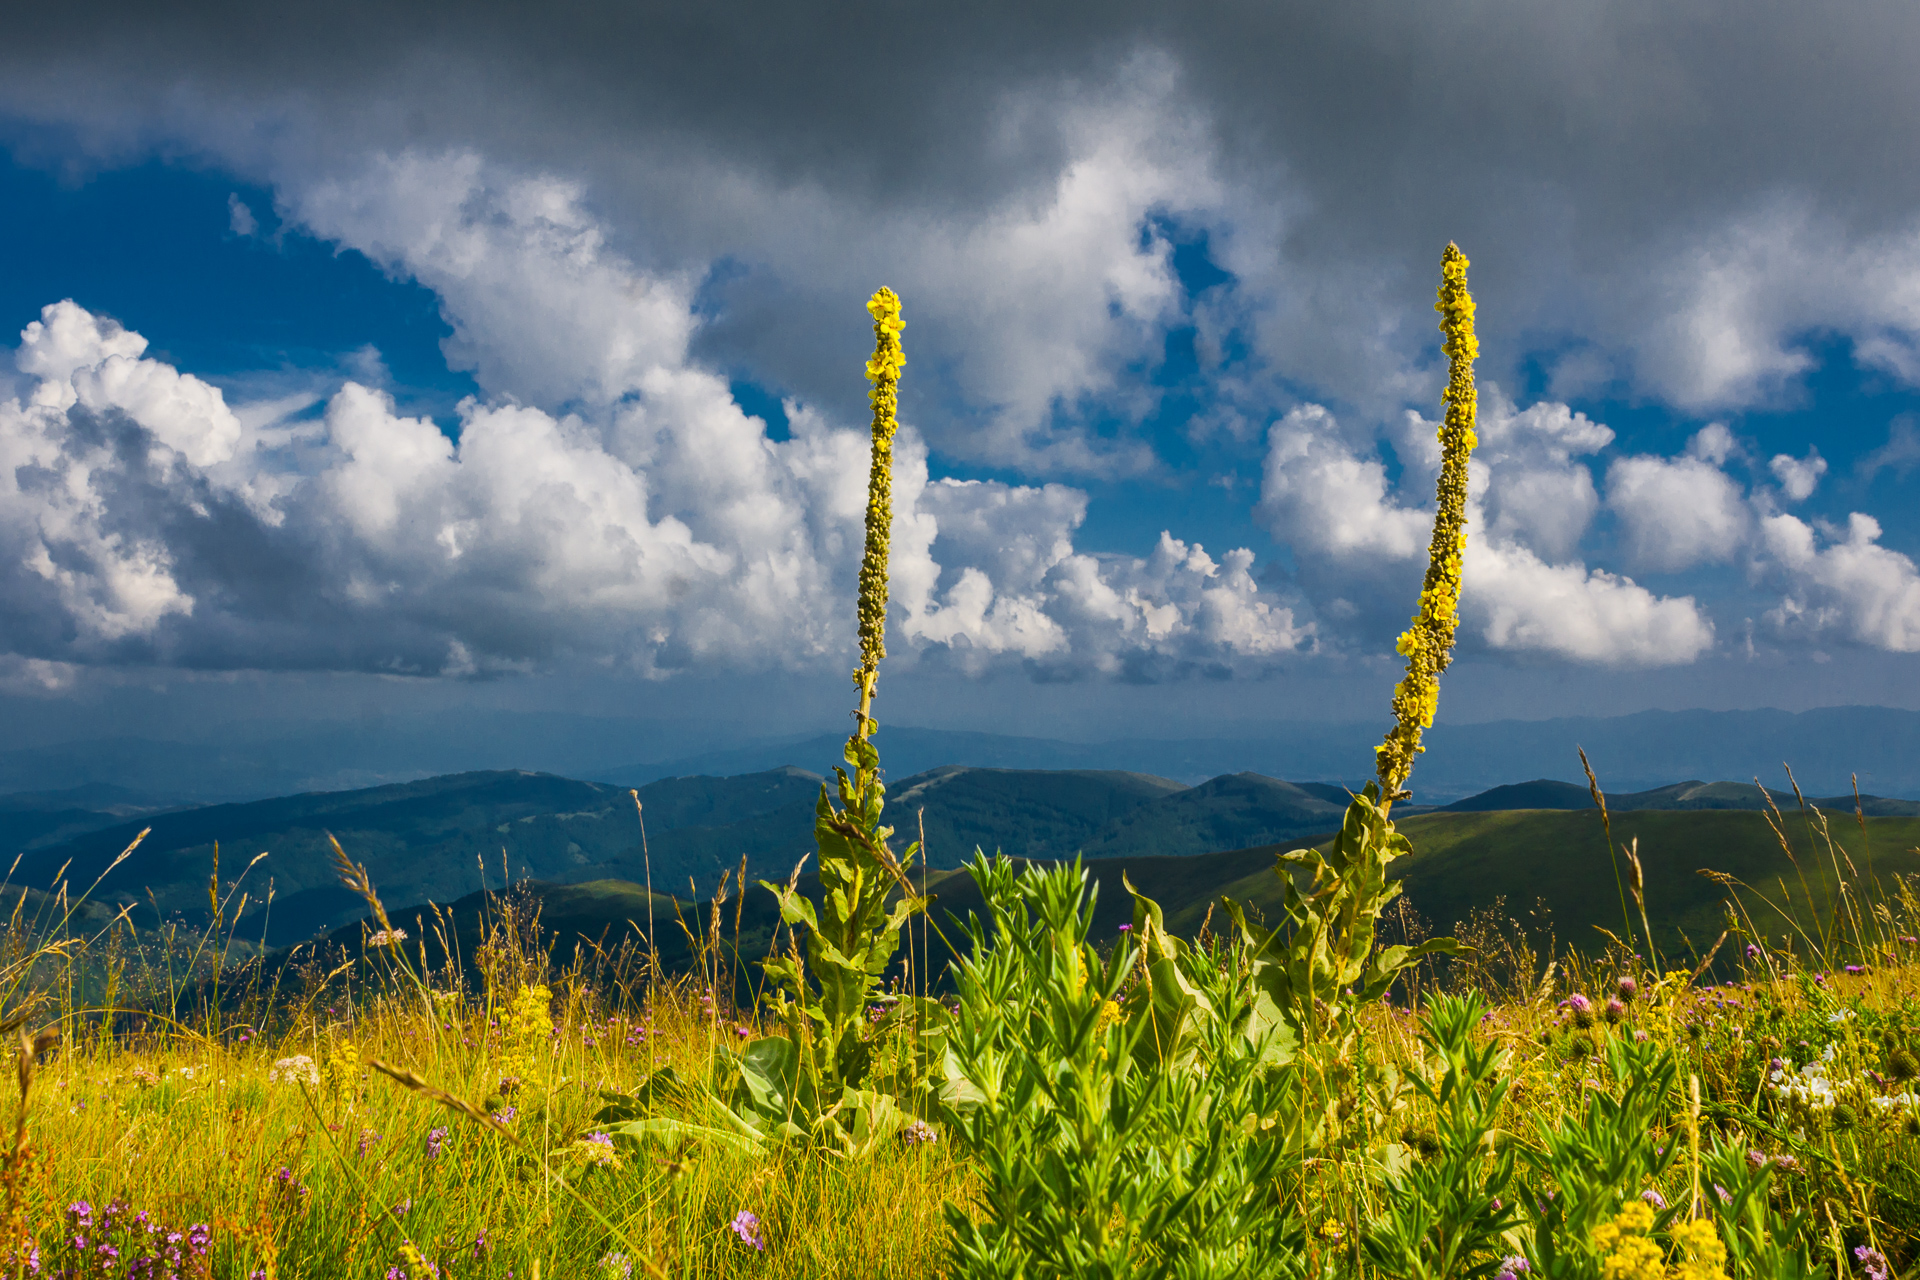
5, 256, 1920, 1278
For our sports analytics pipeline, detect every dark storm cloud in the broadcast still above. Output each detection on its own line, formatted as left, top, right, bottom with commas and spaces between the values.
5, 2, 1914, 286
3, 2, 1915, 437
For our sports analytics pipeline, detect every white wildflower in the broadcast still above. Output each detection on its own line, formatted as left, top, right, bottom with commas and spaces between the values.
1769, 1045, 1839, 1110
269, 1055, 320, 1086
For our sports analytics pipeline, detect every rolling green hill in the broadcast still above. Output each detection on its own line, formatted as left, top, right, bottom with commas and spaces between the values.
1396, 807, 1920, 956
1443, 778, 1920, 816
892, 766, 1186, 864
1210, 807, 1920, 963
14, 769, 827, 945
30, 759, 1920, 962
1078, 773, 1357, 860
289, 804, 1920, 995
17, 765, 1198, 944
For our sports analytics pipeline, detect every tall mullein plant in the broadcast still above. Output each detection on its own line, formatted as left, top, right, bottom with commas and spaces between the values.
1376, 241, 1478, 805
762, 288, 926, 1099
1250, 246, 1478, 1039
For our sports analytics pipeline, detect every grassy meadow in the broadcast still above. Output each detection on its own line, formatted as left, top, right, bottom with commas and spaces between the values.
5, 834, 1920, 1278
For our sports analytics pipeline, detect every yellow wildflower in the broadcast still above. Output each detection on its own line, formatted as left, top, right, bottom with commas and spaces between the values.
499, 983, 554, 1081
1669, 1218, 1728, 1280
1317, 1218, 1346, 1245
854, 287, 905, 736
1376, 243, 1479, 800
1593, 1201, 1664, 1280
323, 1039, 361, 1098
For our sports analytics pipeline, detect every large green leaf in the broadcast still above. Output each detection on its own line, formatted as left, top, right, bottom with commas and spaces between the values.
603, 1116, 762, 1157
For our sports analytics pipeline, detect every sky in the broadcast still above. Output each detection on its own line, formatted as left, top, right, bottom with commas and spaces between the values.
1, 2, 1919, 762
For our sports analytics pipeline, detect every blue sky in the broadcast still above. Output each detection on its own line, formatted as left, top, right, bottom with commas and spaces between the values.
1, 3, 1919, 761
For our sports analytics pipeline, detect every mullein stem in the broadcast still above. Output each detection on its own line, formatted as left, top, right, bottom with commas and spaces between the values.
854, 287, 904, 742
1376, 243, 1480, 807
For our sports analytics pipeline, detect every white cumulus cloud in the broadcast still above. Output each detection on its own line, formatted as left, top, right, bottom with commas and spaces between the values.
1768, 448, 1827, 502
900, 480, 1307, 675
0, 277, 1301, 680
1761, 512, 1920, 652
1258, 404, 1429, 563
1605, 427, 1751, 573
1258, 400, 1714, 665
1464, 539, 1715, 665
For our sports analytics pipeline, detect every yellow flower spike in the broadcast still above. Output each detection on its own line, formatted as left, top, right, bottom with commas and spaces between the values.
1376, 243, 1479, 803
854, 287, 905, 738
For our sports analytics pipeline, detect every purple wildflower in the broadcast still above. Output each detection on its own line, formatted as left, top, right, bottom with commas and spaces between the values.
426, 1126, 448, 1159
1855, 1247, 1891, 1280
1642, 1189, 1666, 1209
729, 1209, 767, 1252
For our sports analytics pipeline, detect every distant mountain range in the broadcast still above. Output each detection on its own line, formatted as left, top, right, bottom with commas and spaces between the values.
12, 755, 1917, 949
2, 705, 1919, 806
604, 706, 1920, 800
